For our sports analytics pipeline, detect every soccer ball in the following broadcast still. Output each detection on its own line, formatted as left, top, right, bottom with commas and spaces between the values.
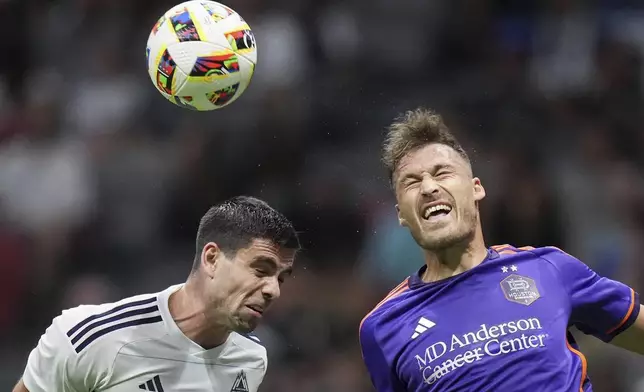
146, 1, 257, 111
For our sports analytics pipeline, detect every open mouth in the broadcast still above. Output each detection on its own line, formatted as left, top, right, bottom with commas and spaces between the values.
422, 203, 452, 220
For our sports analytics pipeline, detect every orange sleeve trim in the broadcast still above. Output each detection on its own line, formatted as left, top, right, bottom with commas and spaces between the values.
606, 288, 636, 335
566, 336, 587, 392
370, 280, 409, 314
359, 279, 410, 332
494, 245, 538, 256
386, 279, 409, 296
492, 244, 540, 253
499, 250, 517, 255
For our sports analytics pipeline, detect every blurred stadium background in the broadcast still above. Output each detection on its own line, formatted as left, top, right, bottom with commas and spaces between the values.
2, 0, 644, 390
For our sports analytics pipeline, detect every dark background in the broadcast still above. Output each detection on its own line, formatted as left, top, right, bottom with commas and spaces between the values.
1, 0, 644, 390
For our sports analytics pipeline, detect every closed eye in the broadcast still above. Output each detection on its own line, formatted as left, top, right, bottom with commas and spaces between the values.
255, 269, 287, 285
254, 268, 270, 277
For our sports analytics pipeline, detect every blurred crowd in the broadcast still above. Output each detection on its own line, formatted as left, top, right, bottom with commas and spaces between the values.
1, 0, 644, 390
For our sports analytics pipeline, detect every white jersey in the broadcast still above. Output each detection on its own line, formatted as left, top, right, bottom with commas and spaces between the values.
22, 285, 267, 392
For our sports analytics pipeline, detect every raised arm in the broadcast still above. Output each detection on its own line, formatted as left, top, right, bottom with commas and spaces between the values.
610, 305, 644, 354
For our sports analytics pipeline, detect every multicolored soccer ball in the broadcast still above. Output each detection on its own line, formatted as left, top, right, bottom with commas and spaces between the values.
146, 1, 257, 111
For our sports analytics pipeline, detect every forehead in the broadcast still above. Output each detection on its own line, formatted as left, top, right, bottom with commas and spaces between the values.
237, 238, 296, 265
396, 143, 469, 177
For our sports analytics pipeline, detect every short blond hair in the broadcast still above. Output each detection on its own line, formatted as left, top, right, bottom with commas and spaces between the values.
382, 108, 470, 180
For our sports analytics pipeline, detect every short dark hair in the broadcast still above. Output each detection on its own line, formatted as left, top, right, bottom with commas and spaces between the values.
382, 108, 470, 181
192, 196, 300, 270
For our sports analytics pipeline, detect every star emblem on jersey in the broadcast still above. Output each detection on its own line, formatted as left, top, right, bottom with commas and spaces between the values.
501, 265, 518, 273
139, 375, 164, 392
231, 370, 250, 392
500, 274, 541, 305
411, 317, 436, 339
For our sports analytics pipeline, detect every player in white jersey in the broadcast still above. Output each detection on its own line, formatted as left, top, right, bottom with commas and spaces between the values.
13, 196, 300, 392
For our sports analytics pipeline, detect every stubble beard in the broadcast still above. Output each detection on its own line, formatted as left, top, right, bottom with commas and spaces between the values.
232, 314, 257, 334
417, 210, 479, 251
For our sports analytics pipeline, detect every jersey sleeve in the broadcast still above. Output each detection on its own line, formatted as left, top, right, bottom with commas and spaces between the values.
22, 314, 104, 392
359, 316, 406, 392
543, 247, 640, 342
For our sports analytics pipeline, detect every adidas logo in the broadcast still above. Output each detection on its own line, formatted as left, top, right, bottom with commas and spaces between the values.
411, 317, 436, 339
139, 375, 164, 392
231, 370, 249, 392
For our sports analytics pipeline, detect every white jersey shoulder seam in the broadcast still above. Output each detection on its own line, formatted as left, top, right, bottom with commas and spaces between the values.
106, 332, 173, 382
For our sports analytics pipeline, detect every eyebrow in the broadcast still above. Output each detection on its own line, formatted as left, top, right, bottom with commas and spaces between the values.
407, 162, 457, 175
252, 256, 293, 275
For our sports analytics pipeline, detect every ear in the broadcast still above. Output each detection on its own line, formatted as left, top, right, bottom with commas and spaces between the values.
395, 204, 409, 227
472, 177, 486, 202
201, 242, 223, 279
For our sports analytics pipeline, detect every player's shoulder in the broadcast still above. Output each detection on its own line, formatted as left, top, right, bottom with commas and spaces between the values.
54, 289, 166, 358
231, 332, 266, 352
359, 278, 411, 337
490, 244, 582, 274
23, 289, 170, 392
491, 244, 569, 259
229, 332, 267, 369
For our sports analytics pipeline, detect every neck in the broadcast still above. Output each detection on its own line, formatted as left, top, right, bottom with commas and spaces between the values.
168, 277, 229, 349
421, 226, 488, 283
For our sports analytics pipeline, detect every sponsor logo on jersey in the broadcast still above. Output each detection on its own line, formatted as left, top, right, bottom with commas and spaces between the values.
414, 317, 548, 385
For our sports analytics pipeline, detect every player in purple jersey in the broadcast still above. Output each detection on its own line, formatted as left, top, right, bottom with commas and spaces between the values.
359, 108, 644, 392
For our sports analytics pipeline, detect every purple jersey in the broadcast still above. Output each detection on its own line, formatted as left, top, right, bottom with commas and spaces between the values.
359, 245, 639, 392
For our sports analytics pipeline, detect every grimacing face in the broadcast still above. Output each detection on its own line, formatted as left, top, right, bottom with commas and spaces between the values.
394, 143, 486, 250
201, 238, 295, 333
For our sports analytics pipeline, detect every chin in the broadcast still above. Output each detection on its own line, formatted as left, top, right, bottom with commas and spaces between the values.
420, 228, 472, 251
421, 237, 459, 251
233, 320, 257, 334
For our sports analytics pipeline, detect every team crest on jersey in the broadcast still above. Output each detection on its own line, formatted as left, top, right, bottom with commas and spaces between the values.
231, 370, 249, 392
500, 274, 540, 305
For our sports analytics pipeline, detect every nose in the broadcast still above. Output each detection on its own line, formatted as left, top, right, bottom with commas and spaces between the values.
262, 277, 281, 301
420, 176, 440, 196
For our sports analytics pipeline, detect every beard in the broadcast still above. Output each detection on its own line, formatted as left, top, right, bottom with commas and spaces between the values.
230, 311, 259, 334
418, 225, 474, 251
233, 322, 256, 334
412, 209, 479, 251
